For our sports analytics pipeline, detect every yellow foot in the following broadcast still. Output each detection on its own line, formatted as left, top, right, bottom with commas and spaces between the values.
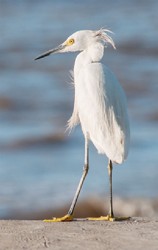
43, 214, 73, 222
88, 215, 130, 222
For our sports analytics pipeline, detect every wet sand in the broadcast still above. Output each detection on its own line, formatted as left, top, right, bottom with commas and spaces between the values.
0, 218, 158, 250
7, 197, 158, 220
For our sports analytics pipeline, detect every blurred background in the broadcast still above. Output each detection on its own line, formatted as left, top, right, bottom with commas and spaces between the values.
0, 0, 158, 219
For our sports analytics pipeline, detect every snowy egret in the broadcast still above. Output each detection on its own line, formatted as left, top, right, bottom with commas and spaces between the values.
35, 29, 130, 222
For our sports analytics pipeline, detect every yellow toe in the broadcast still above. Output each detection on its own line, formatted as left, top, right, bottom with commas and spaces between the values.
88, 215, 130, 222
43, 214, 73, 222
88, 215, 111, 221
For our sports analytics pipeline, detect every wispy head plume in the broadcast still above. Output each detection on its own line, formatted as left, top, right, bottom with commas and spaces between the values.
95, 28, 116, 49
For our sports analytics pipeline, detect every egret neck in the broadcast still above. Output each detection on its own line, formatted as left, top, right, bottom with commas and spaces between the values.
74, 43, 104, 76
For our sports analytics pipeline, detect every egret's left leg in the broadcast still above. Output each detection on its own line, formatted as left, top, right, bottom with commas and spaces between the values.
88, 160, 130, 221
44, 136, 89, 222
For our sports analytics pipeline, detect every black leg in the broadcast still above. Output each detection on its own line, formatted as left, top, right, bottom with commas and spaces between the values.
108, 159, 114, 218
68, 135, 89, 215
68, 162, 89, 215
44, 136, 89, 222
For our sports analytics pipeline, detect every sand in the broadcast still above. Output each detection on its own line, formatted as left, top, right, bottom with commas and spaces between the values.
0, 218, 158, 250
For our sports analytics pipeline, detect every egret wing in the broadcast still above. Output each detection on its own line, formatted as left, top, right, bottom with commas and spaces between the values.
75, 63, 130, 163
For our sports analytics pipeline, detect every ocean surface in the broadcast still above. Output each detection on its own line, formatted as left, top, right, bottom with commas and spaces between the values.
0, 0, 158, 218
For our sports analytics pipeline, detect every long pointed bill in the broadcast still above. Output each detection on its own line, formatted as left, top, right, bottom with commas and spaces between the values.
34, 44, 66, 60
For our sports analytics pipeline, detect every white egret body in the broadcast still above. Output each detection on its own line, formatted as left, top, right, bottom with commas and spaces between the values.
35, 29, 130, 221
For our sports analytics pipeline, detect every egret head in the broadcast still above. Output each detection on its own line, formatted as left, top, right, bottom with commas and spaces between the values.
35, 29, 115, 60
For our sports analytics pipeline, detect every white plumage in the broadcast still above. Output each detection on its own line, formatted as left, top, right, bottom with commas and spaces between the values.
35, 28, 130, 221
67, 30, 130, 164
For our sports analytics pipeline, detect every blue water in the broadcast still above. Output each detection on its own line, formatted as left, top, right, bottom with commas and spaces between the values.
0, 0, 158, 218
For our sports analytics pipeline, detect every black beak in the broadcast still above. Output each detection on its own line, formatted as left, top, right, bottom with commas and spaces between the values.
34, 44, 66, 60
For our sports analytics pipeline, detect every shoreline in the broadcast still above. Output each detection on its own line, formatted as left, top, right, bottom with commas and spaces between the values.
4, 196, 158, 220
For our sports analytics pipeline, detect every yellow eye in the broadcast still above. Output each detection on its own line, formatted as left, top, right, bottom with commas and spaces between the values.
67, 38, 75, 46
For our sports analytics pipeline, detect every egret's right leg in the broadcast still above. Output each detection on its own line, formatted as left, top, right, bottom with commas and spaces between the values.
88, 160, 130, 221
44, 136, 89, 222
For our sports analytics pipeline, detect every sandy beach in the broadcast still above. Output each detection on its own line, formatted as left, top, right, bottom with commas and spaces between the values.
0, 218, 158, 250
